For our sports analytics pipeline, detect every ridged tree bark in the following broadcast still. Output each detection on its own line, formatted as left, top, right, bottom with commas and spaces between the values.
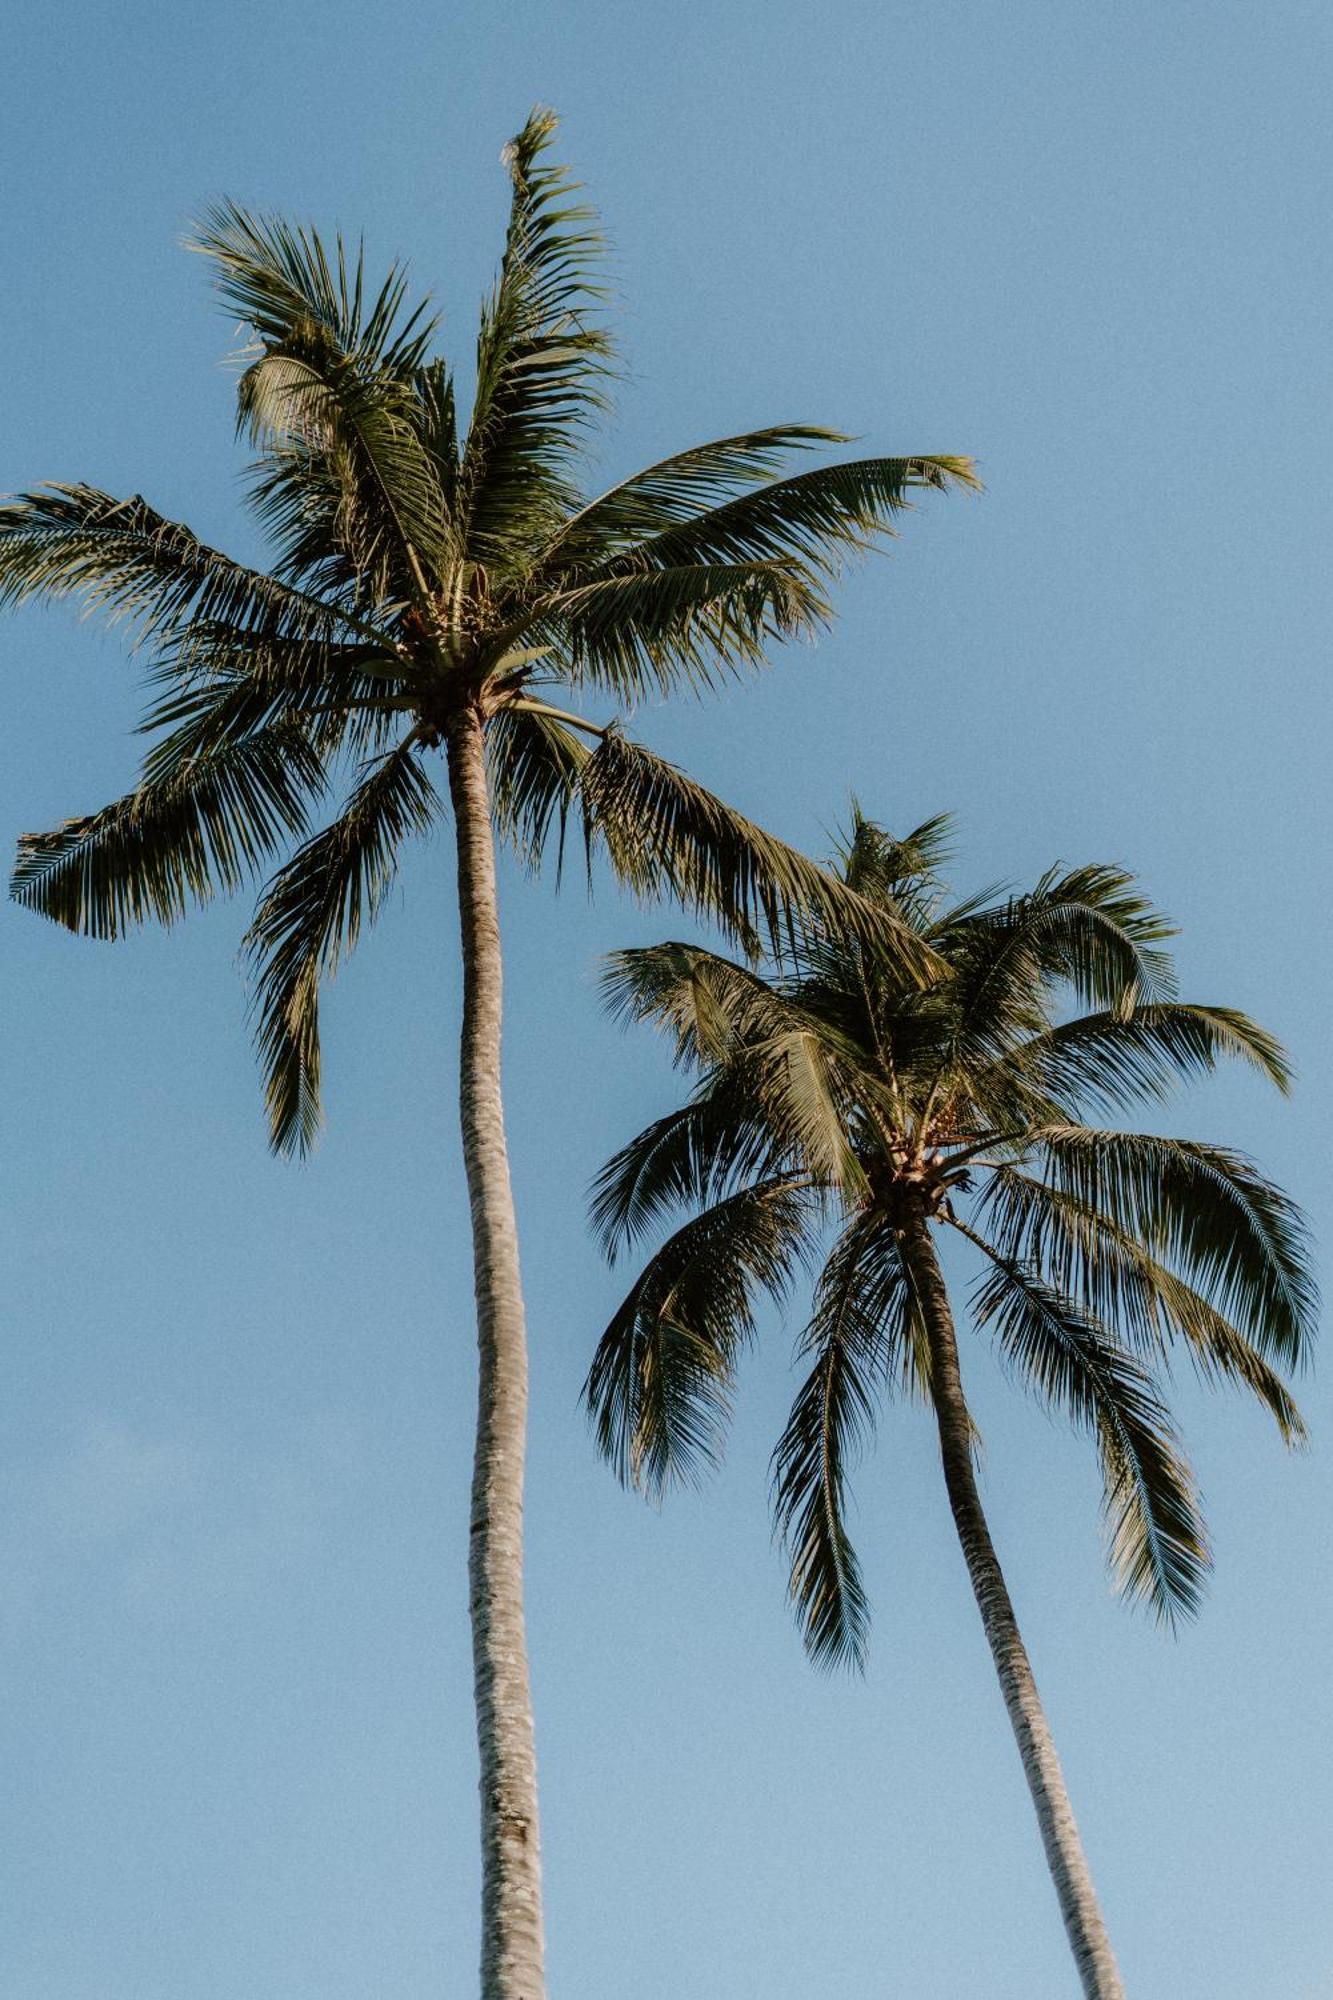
446, 701, 547, 2000
900, 1210, 1126, 2000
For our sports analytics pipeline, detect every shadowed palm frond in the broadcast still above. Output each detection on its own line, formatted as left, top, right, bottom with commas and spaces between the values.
979, 1167, 1309, 1442
244, 742, 441, 1155
773, 1215, 908, 1670
992, 1004, 1290, 1115
578, 732, 941, 977
584, 1177, 812, 1495
965, 1241, 1209, 1622
11, 724, 326, 938
532, 425, 848, 574
1032, 1127, 1315, 1371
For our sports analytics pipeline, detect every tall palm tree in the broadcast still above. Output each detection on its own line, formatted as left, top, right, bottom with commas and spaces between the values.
0, 116, 974, 1999
586, 813, 1315, 2000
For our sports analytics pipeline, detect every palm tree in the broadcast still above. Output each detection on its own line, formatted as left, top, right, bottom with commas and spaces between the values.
586, 813, 1316, 2000
0, 116, 975, 1999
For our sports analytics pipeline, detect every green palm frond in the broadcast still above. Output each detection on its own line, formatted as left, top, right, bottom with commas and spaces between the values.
461, 107, 613, 568
584, 1177, 812, 1495
244, 742, 441, 1155
991, 1004, 1291, 1115
189, 200, 439, 376
0, 485, 369, 649
577, 731, 941, 975
238, 343, 453, 600
1032, 1127, 1316, 1370
966, 1241, 1209, 1622
980, 1167, 1308, 1442
773, 1215, 907, 1670
590, 1075, 790, 1261
533, 426, 848, 573
486, 699, 591, 868
537, 558, 828, 699
11, 723, 325, 938
599, 454, 977, 586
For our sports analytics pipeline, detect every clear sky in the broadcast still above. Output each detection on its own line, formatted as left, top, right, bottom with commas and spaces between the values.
2, 4, 1329, 1996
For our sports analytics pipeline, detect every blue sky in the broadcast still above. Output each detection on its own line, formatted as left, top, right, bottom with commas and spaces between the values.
2, 3, 1330, 1996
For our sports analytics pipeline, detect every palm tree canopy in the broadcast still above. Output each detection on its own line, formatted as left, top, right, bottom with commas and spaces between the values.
586, 812, 1317, 1667
0, 109, 976, 1154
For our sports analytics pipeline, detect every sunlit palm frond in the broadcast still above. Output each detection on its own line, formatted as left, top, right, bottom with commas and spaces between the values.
462, 107, 613, 568
0, 485, 365, 649
189, 199, 438, 377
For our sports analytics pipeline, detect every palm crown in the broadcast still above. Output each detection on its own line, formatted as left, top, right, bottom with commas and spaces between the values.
587, 813, 1316, 1668
0, 110, 972, 1153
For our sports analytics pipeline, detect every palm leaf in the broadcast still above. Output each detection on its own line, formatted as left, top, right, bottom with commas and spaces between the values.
244, 742, 441, 1154
0, 485, 371, 649
584, 1177, 811, 1495
965, 1237, 1209, 1622
577, 730, 942, 976
772, 1215, 907, 1669
461, 107, 613, 568
11, 724, 325, 938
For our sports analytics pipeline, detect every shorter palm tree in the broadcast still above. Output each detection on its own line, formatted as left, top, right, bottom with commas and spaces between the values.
585, 814, 1315, 2000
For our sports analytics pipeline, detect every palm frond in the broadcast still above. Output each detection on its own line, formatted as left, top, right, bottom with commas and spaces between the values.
965, 1237, 1209, 1622
773, 1215, 907, 1669
578, 730, 941, 976
189, 200, 438, 376
537, 558, 828, 699
979, 1167, 1308, 1441
244, 741, 441, 1155
992, 1004, 1291, 1115
533, 426, 848, 574
583, 1177, 811, 1495
11, 724, 325, 938
1031, 1127, 1316, 1371
486, 699, 591, 868
589, 1077, 790, 1261
0, 485, 369, 649
461, 107, 613, 568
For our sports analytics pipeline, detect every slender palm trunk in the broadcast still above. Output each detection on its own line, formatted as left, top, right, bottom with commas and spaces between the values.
900, 1211, 1125, 2000
445, 701, 547, 2000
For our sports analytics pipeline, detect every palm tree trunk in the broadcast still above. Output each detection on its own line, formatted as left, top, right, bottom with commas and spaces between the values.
445, 701, 547, 2000
899, 1211, 1125, 2000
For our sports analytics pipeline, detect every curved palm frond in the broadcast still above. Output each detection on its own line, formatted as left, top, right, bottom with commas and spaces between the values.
533, 425, 849, 574
535, 558, 828, 699
584, 1177, 812, 1495
11, 723, 326, 938
0, 485, 372, 649
773, 1214, 908, 1670
1031, 1126, 1316, 1371
577, 731, 941, 977
964, 1237, 1209, 1622
979, 1167, 1308, 1441
244, 741, 441, 1155
990, 1003, 1291, 1115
